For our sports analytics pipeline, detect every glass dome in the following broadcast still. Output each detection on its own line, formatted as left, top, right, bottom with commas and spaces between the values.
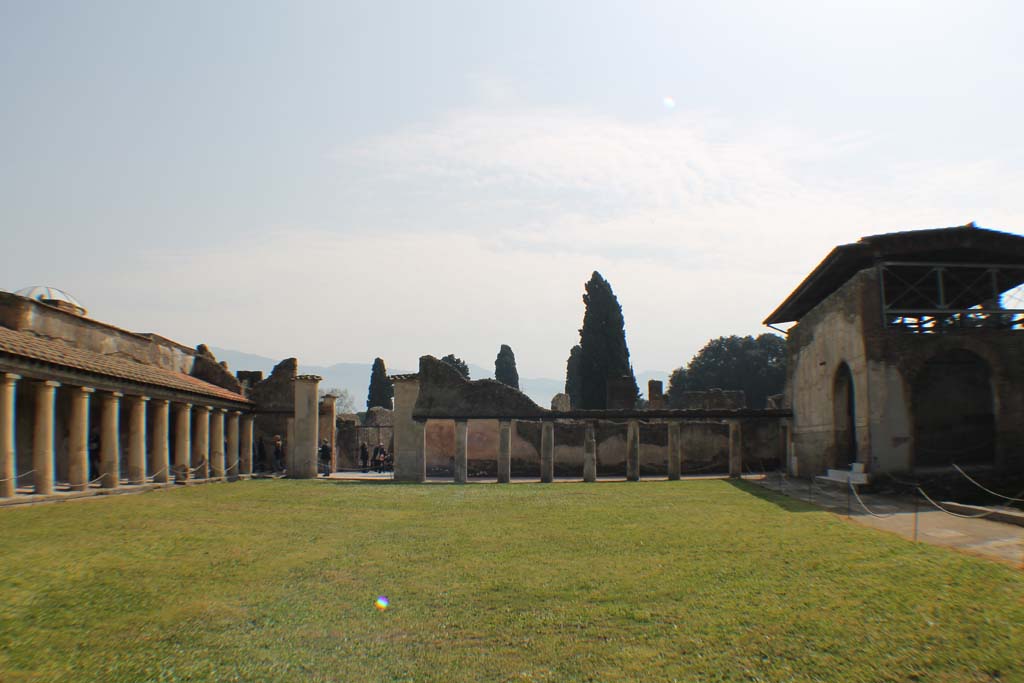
14, 286, 87, 316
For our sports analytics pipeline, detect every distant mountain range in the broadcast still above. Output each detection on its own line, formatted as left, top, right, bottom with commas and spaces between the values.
210, 347, 668, 409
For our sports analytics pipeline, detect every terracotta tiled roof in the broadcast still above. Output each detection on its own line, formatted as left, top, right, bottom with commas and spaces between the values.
0, 326, 250, 404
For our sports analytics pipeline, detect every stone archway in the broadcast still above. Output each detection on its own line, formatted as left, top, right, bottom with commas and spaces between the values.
832, 363, 857, 468
912, 349, 995, 468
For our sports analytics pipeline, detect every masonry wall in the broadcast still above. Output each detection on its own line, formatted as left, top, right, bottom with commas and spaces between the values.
421, 417, 783, 478
786, 270, 873, 476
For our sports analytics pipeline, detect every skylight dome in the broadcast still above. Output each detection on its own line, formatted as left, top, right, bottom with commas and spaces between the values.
14, 286, 87, 316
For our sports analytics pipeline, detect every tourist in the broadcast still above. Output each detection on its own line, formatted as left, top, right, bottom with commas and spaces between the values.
318, 439, 331, 476
272, 435, 285, 473
359, 442, 369, 472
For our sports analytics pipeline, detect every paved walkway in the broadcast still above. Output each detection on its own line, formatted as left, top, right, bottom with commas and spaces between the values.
751, 473, 1024, 567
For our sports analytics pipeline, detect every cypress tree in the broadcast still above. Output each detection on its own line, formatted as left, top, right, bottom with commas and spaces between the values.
494, 344, 520, 389
576, 271, 638, 409
564, 344, 582, 408
366, 357, 394, 409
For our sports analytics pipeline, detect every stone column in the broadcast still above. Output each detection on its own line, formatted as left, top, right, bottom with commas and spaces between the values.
100, 391, 122, 489
497, 420, 512, 484
32, 380, 60, 495
67, 386, 94, 491
728, 419, 742, 478
150, 399, 170, 483
286, 417, 295, 472
626, 419, 640, 481
174, 403, 192, 482
540, 421, 554, 483
291, 375, 321, 478
583, 421, 597, 483
392, 377, 425, 482
0, 374, 18, 497
127, 395, 148, 484
454, 419, 468, 484
240, 414, 254, 476
226, 411, 240, 481
320, 395, 337, 472
667, 421, 681, 481
210, 408, 226, 480
193, 406, 210, 480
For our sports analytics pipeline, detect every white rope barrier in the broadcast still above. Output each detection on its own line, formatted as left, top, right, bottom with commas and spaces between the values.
0, 469, 35, 483
952, 464, 1024, 503
916, 487, 996, 519
848, 480, 898, 519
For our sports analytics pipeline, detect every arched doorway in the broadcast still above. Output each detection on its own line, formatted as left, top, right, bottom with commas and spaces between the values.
912, 349, 995, 468
833, 363, 856, 468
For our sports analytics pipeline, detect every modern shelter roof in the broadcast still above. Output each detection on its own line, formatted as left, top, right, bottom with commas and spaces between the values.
0, 326, 250, 404
764, 223, 1024, 325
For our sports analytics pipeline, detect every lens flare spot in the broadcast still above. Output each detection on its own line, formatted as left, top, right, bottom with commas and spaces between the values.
663, 96, 676, 109
374, 595, 390, 611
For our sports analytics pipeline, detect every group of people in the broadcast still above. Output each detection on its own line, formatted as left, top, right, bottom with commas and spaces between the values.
359, 442, 392, 473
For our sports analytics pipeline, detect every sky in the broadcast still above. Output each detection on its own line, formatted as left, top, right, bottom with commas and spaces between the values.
2, 1, 1023, 380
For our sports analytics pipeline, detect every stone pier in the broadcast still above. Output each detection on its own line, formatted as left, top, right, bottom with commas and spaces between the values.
210, 408, 226, 480
0, 374, 18, 497
226, 411, 240, 480
497, 419, 511, 483
240, 414, 254, 476
127, 395, 148, 484
174, 403, 192, 482
583, 421, 597, 483
291, 375, 321, 479
33, 380, 59, 495
101, 391, 122, 489
626, 419, 640, 481
150, 400, 170, 483
728, 419, 742, 478
667, 421, 681, 481
68, 386, 93, 490
392, 375, 425, 482
540, 421, 554, 483
454, 420, 468, 484
193, 406, 211, 480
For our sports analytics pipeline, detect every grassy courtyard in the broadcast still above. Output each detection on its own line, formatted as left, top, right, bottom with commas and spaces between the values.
0, 480, 1021, 683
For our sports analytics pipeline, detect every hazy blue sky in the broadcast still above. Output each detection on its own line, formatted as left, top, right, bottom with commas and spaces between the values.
2, 1, 1022, 379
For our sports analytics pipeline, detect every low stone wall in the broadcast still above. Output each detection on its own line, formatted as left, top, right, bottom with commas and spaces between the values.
421, 417, 783, 477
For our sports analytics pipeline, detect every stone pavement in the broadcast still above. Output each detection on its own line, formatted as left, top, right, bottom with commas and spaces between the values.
751, 472, 1024, 567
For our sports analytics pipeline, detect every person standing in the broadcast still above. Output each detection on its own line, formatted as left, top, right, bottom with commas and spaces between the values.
360, 442, 369, 472
318, 439, 332, 477
273, 435, 285, 473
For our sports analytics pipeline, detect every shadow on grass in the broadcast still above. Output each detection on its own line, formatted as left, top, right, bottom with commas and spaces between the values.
726, 478, 822, 513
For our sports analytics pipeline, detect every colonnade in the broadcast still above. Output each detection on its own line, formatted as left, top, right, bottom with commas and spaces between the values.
0, 372, 254, 498
406, 417, 745, 483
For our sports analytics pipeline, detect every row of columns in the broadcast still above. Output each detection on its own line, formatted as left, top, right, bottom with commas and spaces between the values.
436, 418, 744, 484
0, 372, 255, 498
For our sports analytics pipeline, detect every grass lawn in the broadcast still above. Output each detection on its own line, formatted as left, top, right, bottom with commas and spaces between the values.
0, 480, 1021, 683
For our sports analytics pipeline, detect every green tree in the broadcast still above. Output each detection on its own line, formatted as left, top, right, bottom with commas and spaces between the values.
564, 344, 583, 408
366, 357, 394, 409
666, 334, 786, 409
494, 344, 519, 389
440, 354, 470, 379
574, 271, 638, 409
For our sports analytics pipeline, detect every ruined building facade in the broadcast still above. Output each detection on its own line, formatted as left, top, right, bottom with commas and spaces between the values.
765, 224, 1024, 479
